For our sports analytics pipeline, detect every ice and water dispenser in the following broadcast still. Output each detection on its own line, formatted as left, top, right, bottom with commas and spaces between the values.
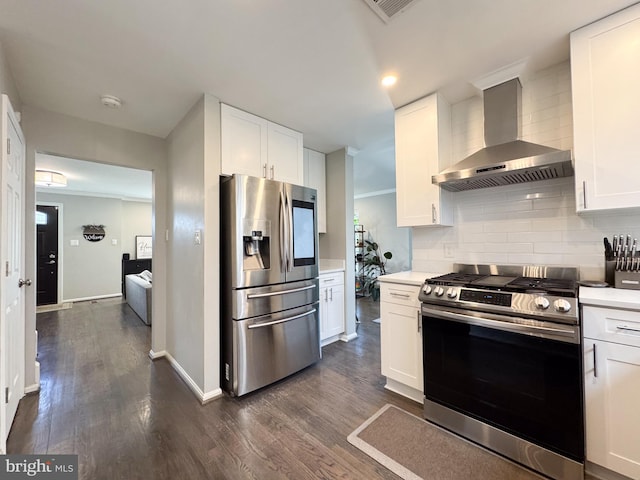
242, 220, 270, 271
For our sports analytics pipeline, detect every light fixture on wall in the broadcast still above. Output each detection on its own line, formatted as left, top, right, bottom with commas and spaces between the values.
35, 169, 67, 187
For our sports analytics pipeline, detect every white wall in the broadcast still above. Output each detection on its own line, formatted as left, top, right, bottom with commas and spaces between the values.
22, 106, 167, 389
320, 149, 357, 339
165, 94, 221, 400
166, 97, 206, 389
36, 193, 151, 301
122, 201, 153, 255
412, 61, 640, 281
354, 192, 411, 274
0, 40, 21, 110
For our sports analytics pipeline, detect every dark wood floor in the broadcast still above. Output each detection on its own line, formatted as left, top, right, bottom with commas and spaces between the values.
9, 296, 420, 479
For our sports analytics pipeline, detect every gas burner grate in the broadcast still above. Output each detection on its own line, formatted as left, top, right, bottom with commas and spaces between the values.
506, 277, 577, 296
429, 273, 487, 285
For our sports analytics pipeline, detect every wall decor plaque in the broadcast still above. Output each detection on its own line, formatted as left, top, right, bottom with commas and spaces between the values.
82, 224, 105, 242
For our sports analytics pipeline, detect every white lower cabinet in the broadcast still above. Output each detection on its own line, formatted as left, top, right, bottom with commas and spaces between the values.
319, 272, 344, 344
380, 281, 423, 403
583, 305, 640, 479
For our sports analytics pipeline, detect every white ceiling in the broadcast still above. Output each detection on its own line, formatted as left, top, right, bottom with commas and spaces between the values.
1, 0, 636, 196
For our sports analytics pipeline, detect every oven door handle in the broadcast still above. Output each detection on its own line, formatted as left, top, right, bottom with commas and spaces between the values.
422, 305, 580, 344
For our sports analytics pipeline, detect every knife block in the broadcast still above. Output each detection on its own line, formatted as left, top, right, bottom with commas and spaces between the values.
614, 270, 640, 290
605, 260, 615, 285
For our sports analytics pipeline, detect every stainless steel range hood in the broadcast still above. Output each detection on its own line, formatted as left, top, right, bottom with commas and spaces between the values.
432, 78, 573, 192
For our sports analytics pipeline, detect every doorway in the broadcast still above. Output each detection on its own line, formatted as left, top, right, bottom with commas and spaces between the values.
36, 204, 60, 306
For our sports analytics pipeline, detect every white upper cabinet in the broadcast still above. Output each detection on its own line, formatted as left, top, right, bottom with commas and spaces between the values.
221, 104, 303, 185
267, 122, 303, 185
395, 92, 453, 227
303, 148, 326, 233
221, 104, 268, 178
571, 4, 640, 212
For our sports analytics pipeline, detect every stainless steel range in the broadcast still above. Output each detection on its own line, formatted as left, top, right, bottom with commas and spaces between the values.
419, 264, 583, 480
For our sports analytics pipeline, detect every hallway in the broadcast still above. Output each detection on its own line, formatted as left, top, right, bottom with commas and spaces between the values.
8, 297, 414, 479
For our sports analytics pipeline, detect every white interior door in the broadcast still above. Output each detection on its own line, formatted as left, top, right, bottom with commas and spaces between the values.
1, 94, 26, 453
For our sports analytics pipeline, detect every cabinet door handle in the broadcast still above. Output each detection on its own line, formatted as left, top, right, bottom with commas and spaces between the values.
324, 288, 328, 302
593, 343, 597, 378
432, 203, 437, 224
390, 292, 410, 298
616, 325, 640, 333
270, 165, 275, 179
417, 309, 421, 333
582, 181, 587, 210
263, 163, 267, 178
329, 287, 333, 301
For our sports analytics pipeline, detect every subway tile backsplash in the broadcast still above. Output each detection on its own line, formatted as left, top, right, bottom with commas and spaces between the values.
412, 61, 640, 280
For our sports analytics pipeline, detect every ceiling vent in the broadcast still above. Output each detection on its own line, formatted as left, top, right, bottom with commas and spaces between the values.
363, 0, 421, 23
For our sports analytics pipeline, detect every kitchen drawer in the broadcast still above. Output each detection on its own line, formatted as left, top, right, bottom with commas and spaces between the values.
583, 305, 640, 348
319, 272, 344, 287
380, 283, 419, 307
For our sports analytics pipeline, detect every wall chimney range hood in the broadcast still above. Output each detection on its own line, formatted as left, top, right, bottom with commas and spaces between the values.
432, 78, 573, 192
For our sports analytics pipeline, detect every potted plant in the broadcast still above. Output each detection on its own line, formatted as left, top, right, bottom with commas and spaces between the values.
360, 239, 392, 301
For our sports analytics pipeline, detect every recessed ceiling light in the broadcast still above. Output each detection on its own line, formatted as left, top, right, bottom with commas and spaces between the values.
381, 75, 397, 87
101, 94, 122, 108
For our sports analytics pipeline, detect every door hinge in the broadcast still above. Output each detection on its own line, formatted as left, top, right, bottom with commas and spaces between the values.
5, 387, 8, 404
5, 261, 9, 277
6, 138, 10, 155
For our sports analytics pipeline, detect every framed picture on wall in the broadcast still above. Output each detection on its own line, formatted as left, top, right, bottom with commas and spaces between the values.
136, 235, 152, 259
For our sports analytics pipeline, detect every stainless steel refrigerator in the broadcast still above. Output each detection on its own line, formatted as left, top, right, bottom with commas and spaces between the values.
220, 174, 320, 396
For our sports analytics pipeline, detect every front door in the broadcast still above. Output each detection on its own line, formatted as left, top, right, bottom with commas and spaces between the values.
1, 94, 26, 452
36, 205, 59, 305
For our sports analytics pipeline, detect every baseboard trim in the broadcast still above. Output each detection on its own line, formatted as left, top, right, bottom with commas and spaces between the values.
321, 334, 341, 347
585, 461, 632, 480
25, 361, 41, 394
339, 332, 358, 342
384, 378, 424, 404
202, 388, 223, 404
148, 349, 167, 360
164, 352, 222, 405
24, 383, 40, 394
64, 293, 122, 303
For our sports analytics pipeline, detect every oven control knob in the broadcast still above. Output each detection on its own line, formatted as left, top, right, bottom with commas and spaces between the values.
447, 288, 457, 299
553, 299, 572, 313
434, 287, 445, 297
534, 296, 550, 310
422, 285, 432, 295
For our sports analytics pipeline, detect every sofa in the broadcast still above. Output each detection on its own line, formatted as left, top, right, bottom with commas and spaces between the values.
125, 270, 152, 325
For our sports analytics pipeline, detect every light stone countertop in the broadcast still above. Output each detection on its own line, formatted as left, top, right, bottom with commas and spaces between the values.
580, 286, 640, 311
319, 259, 345, 274
377, 271, 443, 287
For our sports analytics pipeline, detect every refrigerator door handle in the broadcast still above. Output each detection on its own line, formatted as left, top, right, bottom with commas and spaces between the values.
247, 308, 317, 329
279, 189, 287, 272
286, 190, 294, 273
247, 284, 316, 299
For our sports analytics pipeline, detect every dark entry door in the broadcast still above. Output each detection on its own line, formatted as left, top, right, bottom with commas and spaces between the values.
36, 205, 59, 305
